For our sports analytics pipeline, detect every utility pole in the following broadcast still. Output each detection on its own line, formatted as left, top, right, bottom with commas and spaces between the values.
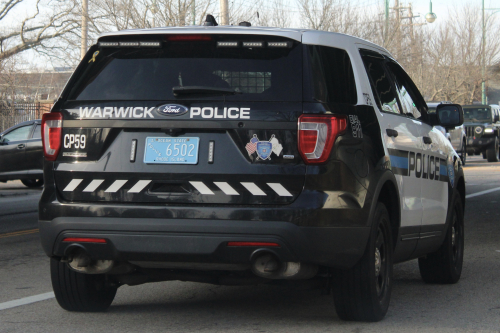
220, 0, 229, 25
482, 0, 486, 104
384, 0, 389, 46
192, 0, 196, 25
81, 0, 88, 60
481, 6, 500, 104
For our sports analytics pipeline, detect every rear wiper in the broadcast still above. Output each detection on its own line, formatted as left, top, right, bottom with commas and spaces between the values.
173, 86, 241, 96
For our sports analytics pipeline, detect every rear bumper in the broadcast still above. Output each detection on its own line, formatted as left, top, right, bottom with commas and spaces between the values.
39, 217, 370, 269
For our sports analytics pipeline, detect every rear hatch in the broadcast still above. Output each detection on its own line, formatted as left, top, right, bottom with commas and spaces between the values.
52, 33, 305, 205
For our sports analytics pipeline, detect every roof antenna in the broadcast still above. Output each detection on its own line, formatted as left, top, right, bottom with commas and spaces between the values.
204, 14, 218, 26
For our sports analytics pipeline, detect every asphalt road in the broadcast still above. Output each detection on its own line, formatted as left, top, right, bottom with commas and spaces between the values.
1, 161, 500, 332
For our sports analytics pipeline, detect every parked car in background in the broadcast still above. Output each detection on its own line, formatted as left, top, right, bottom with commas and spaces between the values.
0, 120, 44, 187
463, 105, 500, 162
490, 104, 500, 124
427, 102, 467, 164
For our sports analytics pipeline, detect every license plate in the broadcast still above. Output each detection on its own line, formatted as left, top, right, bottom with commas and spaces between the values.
144, 137, 199, 164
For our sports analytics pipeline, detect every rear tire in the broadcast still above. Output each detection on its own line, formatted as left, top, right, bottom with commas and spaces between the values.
21, 179, 43, 188
418, 194, 464, 284
50, 258, 117, 312
332, 203, 393, 322
486, 138, 499, 162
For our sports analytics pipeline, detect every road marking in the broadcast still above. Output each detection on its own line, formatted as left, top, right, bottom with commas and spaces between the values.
466, 187, 500, 199
0, 229, 39, 239
0, 292, 54, 311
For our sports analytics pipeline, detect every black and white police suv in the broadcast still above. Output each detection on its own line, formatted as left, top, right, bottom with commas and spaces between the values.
39, 19, 466, 321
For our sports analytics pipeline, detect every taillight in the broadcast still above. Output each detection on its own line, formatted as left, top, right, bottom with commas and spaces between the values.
298, 114, 347, 164
42, 112, 63, 161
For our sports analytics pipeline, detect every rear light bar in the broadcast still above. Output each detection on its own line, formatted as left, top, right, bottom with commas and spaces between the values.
63, 237, 107, 243
98, 41, 162, 48
227, 242, 280, 247
41, 112, 63, 161
298, 114, 347, 164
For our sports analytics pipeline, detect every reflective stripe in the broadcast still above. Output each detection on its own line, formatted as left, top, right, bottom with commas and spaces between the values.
105, 180, 128, 193
63, 179, 83, 191
267, 183, 292, 196
83, 179, 104, 192
189, 181, 214, 195
128, 180, 151, 193
214, 182, 239, 195
241, 182, 266, 196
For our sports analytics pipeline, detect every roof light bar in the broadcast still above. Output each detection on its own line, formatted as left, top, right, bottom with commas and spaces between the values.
267, 41, 292, 48
119, 41, 140, 47
242, 41, 264, 48
99, 41, 119, 47
217, 41, 239, 48
139, 41, 162, 47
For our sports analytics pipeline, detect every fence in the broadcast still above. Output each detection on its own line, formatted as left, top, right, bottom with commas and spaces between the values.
0, 102, 52, 133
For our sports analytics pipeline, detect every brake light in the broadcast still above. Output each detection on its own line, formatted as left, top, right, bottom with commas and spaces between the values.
42, 112, 63, 161
298, 114, 347, 164
167, 35, 212, 41
63, 237, 107, 244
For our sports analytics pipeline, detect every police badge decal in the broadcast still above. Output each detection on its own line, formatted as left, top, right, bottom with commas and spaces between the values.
245, 134, 283, 160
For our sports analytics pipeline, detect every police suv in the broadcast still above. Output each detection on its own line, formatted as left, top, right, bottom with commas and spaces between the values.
39, 20, 466, 322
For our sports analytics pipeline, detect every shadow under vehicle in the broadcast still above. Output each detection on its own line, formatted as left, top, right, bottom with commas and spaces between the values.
0, 119, 44, 187
463, 104, 500, 162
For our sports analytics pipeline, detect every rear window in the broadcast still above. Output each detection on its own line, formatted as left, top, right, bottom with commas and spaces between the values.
67, 35, 302, 102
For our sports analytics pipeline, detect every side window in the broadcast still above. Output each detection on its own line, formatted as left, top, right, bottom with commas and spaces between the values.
32, 124, 41, 139
2, 125, 32, 143
386, 62, 424, 119
361, 56, 400, 114
307, 45, 357, 105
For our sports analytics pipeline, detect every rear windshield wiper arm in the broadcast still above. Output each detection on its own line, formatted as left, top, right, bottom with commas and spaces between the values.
173, 86, 241, 96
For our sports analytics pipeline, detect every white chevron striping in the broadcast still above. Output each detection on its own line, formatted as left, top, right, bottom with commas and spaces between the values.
63, 179, 83, 191
214, 182, 239, 195
128, 180, 152, 193
241, 182, 266, 196
189, 181, 215, 195
105, 180, 128, 193
83, 179, 104, 192
267, 183, 293, 197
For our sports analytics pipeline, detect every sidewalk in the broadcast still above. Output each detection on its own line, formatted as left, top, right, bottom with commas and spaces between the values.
0, 180, 43, 197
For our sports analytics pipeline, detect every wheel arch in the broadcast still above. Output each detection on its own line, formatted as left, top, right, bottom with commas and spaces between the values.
370, 171, 400, 250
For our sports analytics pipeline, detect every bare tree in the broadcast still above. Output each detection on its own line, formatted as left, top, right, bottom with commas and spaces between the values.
0, 0, 79, 61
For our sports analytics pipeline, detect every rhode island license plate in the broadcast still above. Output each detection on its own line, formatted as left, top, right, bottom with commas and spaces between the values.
144, 137, 200, 164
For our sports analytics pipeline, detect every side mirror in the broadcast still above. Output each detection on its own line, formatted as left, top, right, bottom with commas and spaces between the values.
436, 104, 463, 130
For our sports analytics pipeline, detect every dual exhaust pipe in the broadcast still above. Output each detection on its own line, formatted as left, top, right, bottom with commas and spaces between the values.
251, 251, 318, 280
65, 246, 318, 280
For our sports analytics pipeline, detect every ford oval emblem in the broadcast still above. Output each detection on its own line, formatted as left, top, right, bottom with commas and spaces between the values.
156, 104, 188, 116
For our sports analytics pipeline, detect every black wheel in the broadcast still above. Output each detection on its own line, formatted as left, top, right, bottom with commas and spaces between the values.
332, 203, 393, 322
486, 137, 499, 162
51, 257, 117, 312
459, 141, 466, 166
418, 194, 464, 284
21, 179, 44, 188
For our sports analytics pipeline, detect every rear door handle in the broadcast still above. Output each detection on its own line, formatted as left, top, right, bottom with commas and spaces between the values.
17, 144, 25, 149
386, 129, 398, 137
423, 137, 432, 144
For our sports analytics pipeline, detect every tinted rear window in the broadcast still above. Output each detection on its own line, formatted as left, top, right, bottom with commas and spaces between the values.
67, 36, 302, 102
